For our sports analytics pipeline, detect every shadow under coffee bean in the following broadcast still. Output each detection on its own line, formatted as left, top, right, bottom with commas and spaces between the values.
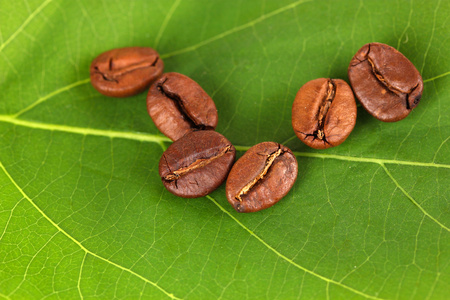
226, 142, 298, 213
90, 47, 164, 97
348, 42, 423, 122
147, 72, 218, 141
159, 130, 235, 198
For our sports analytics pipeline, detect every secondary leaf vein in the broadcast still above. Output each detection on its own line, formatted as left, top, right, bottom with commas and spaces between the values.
423, 70, 450, 83
0, 0, 54, 52
154, 0, 182, 48
160, 0, 312, 59
0, 161, 182, 300
380, 163, 449, 232
206, 195, 384, 300
78, 252, 87, 300
13, 78, 91, 117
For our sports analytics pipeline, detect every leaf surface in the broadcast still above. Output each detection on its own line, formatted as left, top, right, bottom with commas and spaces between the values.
0, 0, 449, 299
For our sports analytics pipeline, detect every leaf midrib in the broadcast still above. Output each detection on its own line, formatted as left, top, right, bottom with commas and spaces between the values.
1, 114, 448, 170
2, 111, 449, 232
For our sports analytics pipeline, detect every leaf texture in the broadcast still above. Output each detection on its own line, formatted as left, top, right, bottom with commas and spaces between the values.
0, 0, 449, 299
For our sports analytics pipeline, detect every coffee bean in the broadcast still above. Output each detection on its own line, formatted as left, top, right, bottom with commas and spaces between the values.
226, 142, 297, 213
147, 72, 218, 141
90, 47, 164, 97
159, 130, 235, 198
348, 43, 423, 122
292, 78, 357, 149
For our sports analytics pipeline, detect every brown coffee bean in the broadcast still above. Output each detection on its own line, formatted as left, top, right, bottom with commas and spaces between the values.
292, 78, 357, 149
90, 47, 164, 97
159, 130, 235, 198
348, 43, 423, 122
147, 72, 218, 141
226, 142, 297, 213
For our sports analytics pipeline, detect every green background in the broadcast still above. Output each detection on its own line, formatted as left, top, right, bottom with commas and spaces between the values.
0, 0, 449, 299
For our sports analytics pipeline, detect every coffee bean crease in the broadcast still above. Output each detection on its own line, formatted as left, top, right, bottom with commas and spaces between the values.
94, 56, 159, 82
350, 43, 422, 117
226, 142, 297, 212
90, 47, 164, 97
235, 146, 283, 201
316, 79, 335, 141
292, 78, 356, 149
163, 145, 233, 183
159, 131, 235, 198
366, 55, 418, 110
300, 79, 336, 144
157, 79, 210, 130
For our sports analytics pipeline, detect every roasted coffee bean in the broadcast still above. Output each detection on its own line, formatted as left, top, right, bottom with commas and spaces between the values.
159, 130, 235, 198
292, 78, 357, 149
348, 43, 423, 122
226, 142, 297, 213
90, 47, 163, 97
147, 72, 218, 141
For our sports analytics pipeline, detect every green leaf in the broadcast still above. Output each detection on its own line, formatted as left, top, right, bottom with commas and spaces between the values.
1, 0, 449, 299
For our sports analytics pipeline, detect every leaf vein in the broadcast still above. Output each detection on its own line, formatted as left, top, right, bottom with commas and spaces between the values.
0, 115, 170, 149
0, 161, 182, 300
8, 231, 59, 297
433, 136, 450, 164
0, 292, 11, 300
0, 0, 53, 53
12, 78, 91, 117
420, 0, 441, 73
1, 114, 448, 170
154, 0, 182, 48
206, 195, 383, 300
160, 0, 312, 59
424, 70, 450, 83
380, 163, 449, 232
0, 198, 23, 241
78, 252, 87, 300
